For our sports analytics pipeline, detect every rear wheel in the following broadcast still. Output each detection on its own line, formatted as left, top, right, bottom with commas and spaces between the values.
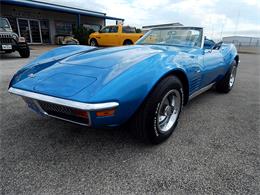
90, 39, 98, 46
216, 60, 237, 93
123, 40, 133, 45
131, 76, 183, 144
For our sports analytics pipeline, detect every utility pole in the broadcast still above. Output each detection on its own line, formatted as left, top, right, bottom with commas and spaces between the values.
234, 10, 240, 36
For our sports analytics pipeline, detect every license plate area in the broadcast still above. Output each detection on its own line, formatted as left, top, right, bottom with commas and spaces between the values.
2, 45, 12, 50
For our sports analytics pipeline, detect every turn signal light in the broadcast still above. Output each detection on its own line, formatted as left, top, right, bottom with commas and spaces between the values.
96, 109, 115, 117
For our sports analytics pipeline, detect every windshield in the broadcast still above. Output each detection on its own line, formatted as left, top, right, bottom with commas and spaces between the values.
0, 18, 11, 29
136, 27, 203, 48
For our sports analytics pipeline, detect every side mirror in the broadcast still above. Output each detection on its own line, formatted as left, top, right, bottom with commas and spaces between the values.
212, 41, 223, 50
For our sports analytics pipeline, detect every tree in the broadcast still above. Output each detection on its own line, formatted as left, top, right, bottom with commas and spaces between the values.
73, 26, 95, 45
136, 28, 142, 33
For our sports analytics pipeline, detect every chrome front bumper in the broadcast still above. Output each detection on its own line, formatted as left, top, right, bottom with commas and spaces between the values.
8, 87, 119, 126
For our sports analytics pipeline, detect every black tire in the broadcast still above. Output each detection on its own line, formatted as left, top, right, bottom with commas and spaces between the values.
216, 60, 237, 93
131, 76, 183, 144
90, 39, 98, 46
18, 47, 30, 58
123, 40, 133, 45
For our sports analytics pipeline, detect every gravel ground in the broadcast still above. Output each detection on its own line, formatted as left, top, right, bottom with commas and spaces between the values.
0, 48, 260, 194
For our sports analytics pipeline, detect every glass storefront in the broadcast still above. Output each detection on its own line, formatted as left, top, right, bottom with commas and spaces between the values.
55, 22, 74, 35
10, 18, 50, 44
83, 24, 101, 32
17, 19, 31, 43
40, 20, 50, 43
29, 20, 41, 43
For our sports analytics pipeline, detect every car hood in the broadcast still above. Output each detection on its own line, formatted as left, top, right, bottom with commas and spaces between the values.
58, 45, 161, 68
13, 45, 189, 100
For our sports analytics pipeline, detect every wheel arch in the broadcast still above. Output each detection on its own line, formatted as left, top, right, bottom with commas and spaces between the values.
123, 39, 133, 45
143, 69, 189, 106
160, 70, 189, 105
234, 55, 239, 65
122, 69, 189, 129
90, 38, 98, 45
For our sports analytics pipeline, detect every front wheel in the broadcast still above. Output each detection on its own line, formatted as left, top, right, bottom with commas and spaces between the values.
18, 47, 30, 58
216, 60, 237, 93
90, 39, 98, 46
131, 76, 183, 144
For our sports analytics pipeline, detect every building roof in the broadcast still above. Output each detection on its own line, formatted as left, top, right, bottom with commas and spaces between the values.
223, 36, 260, 39
1, 0, 124, 21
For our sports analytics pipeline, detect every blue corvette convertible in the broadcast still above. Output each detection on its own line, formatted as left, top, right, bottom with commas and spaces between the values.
9, 26, 239, 144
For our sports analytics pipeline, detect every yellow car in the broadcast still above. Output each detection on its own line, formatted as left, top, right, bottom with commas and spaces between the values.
89, 25, 143, 46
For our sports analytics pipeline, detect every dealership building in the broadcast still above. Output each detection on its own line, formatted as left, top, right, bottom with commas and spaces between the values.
0, 0, 124, 44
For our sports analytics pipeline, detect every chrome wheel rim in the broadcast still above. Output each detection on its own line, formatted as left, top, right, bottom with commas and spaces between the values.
229, 66, 237, 88
90, 41, 96, 46
157, 89, 181, 133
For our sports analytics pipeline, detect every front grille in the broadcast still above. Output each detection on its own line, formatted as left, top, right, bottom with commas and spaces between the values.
38, 101, 90, 125
0, 34, 12, 38
0, 34, 14, 44
0, 38, 13, 44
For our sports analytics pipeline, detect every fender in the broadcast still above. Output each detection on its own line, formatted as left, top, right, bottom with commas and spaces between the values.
9, 45, 96, 87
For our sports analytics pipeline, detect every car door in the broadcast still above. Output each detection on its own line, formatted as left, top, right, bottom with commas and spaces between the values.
106, 26, 119, 46
176, 49, 203, 96
98, 26, 110, 46
187, 50, 204, 95
98, 26, 119, 46
202, 47, 225, 87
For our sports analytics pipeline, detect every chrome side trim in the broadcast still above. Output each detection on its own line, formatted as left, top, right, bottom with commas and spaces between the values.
8, 87, 119, 111
189, 82, 215, 100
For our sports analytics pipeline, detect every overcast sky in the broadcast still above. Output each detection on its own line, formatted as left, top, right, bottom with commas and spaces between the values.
40, 0, 260, 38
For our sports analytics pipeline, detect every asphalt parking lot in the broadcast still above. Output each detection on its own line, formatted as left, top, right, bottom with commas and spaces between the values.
1, 48, 259, 194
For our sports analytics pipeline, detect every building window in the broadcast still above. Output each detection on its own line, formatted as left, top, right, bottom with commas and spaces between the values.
82, 24, 101, 32
55, 22, 74, 35
40, 20, 50, 43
